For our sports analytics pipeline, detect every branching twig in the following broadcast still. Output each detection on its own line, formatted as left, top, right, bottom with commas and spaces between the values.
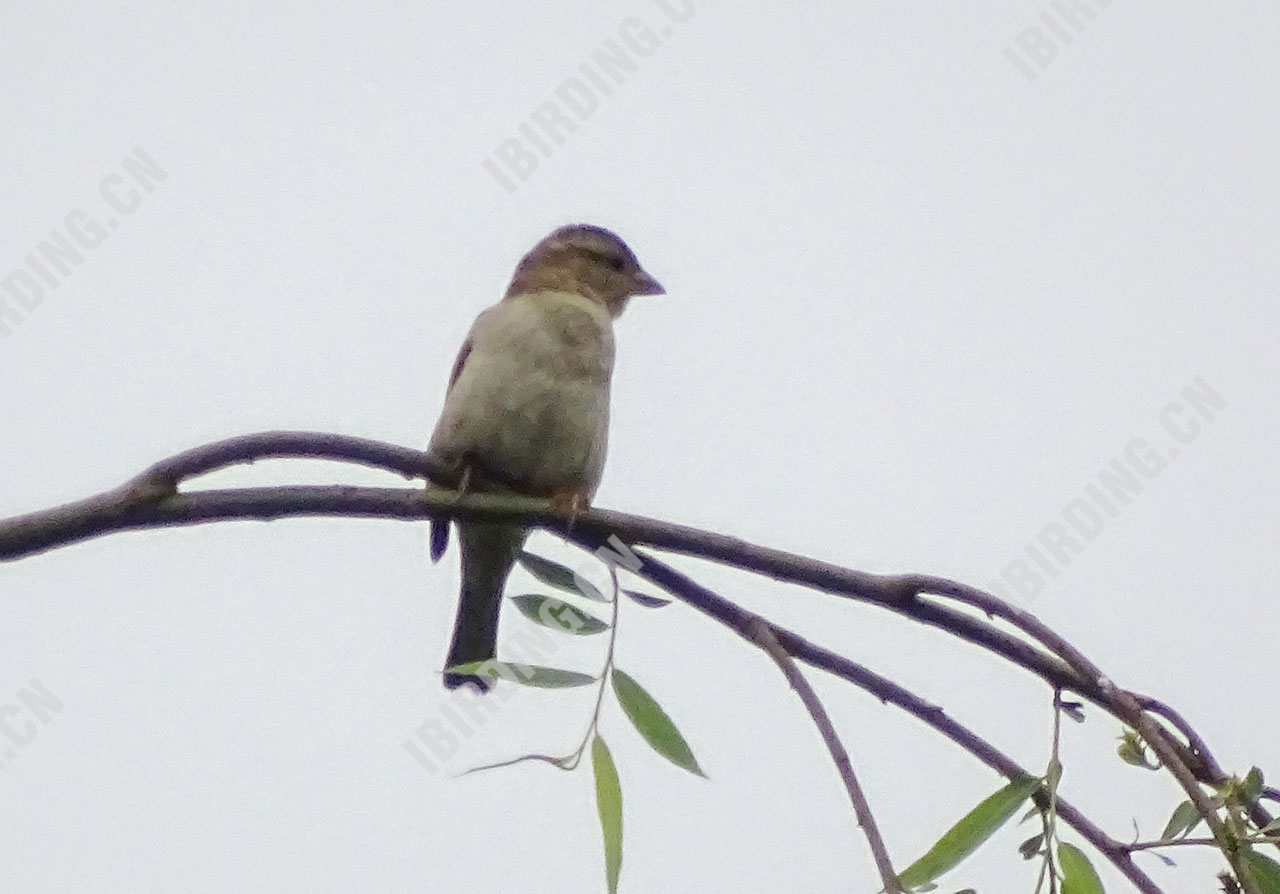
625, 549, 1164, 894
901, 577, 1258, 891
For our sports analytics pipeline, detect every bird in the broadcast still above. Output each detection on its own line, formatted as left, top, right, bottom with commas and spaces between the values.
426, 224, 664, 691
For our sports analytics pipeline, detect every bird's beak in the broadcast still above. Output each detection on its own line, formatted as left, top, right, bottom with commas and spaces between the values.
630, 269, 665, 296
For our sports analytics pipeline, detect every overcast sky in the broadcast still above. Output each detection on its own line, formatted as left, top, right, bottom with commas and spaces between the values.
2, 2, 1277, 892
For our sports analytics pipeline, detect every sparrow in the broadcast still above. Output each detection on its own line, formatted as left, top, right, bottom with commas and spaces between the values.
426, 224, 664, 691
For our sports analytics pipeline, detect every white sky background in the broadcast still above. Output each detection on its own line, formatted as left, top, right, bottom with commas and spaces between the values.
2, 2, 1277, 891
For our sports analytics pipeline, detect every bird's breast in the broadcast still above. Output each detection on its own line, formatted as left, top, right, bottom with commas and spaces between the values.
430, 291, 616, 497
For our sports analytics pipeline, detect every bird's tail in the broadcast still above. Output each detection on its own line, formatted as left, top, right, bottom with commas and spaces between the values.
429, 519, 449, 562
443, 522, 526, 692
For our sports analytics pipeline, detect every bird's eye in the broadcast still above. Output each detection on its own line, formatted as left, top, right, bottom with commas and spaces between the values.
607, 256, 626, 272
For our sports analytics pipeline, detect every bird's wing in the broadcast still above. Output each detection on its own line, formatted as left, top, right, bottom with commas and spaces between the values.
429, 334, 475, 562
445, 338, 473, 393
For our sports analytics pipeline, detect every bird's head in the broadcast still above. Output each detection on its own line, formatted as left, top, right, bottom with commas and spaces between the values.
505, 224, 664, 317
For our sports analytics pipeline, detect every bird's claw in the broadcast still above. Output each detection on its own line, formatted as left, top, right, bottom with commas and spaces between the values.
549, 491, 591, 529
455, 464, 474, 499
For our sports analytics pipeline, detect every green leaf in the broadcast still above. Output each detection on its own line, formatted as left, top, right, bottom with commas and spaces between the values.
1160, 800, 1202, 840
1058, 842, 1104, 894
1116, 729, 1156, 769
444, 660, 596, 688
622, 588, 671, 608
1244, 850, 1280, 894
514, 665, 597, 688
517, 551, 607, 601
511, 594, 609, 635
611, 669, 704, 777
592, 735, 623, 894
1243, 766, 1266, 802
897, 775, 1040, 888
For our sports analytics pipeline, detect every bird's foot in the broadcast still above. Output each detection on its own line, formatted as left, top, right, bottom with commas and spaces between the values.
455, 463, 474, 499
429, 462, 475, 563
549, 490, 591, 529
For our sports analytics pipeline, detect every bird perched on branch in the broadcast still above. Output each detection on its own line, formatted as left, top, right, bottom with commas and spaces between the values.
426, 224, 664, 691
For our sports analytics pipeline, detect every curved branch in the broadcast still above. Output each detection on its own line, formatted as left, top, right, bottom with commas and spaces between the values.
1, 431, 1267, 886
0, 479, 1179, 716
0, 435, 1245, 771
125, 430, 445, 488
0, 434, 1256, 790
0, 439, 1107, 698
0, 435, 1141, 707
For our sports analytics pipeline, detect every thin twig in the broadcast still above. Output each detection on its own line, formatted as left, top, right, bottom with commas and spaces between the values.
744, 616, 902, 893
1126, 837, 1220, 853
123, 430, 446, 490
459, 567, 623, 777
